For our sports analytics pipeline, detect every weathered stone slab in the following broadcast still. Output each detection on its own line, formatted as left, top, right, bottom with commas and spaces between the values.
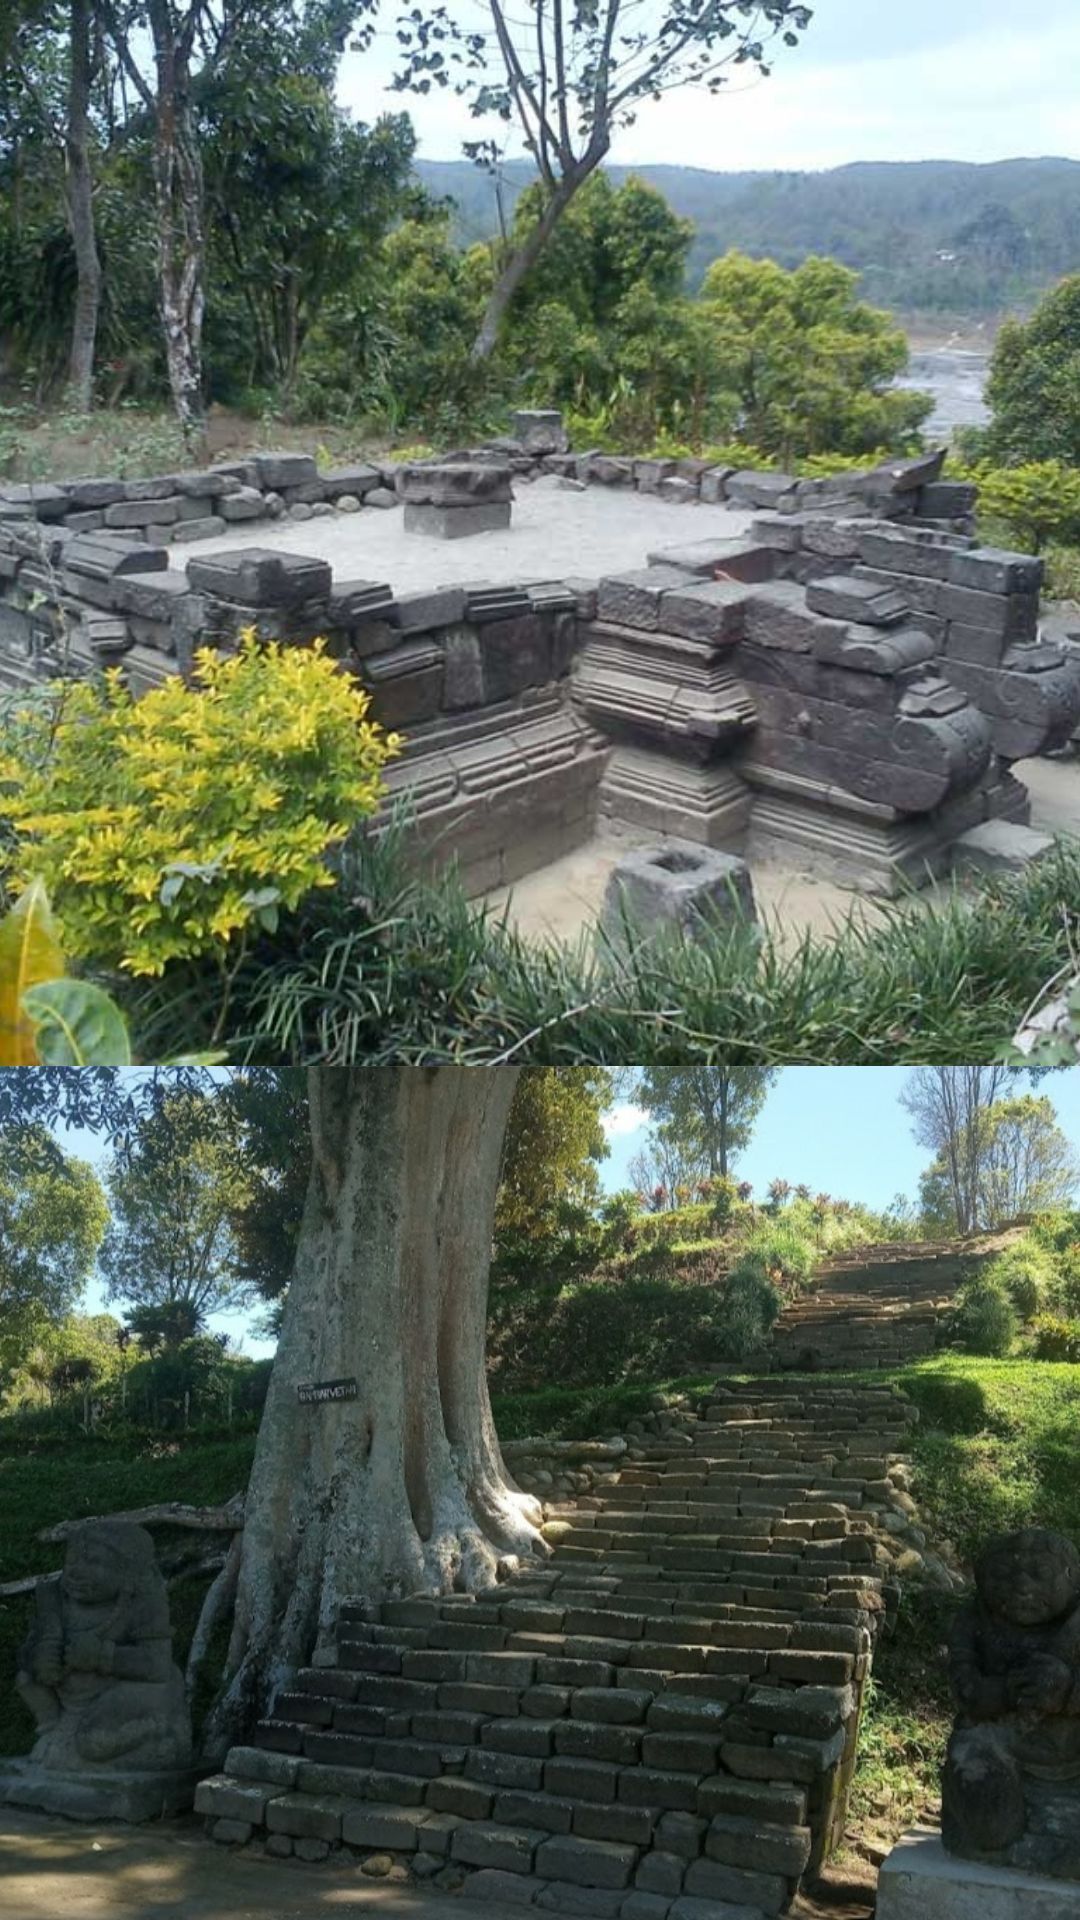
171, 516, 227, 542
947, 548, 1043, 596
401, 465, 512, 507
186, 548, 331, 607
253, 452, 319, 490
65, 533, 168, 580
0, 482, 70, 520
877, 1831, 1080, 1920
658, 580, 753, 647
725, 471, 799, 511
596, 568, 696, 632
104, 497, 185, 528
359, 639, 444, 728
809, 622, 938, 676
513, 410, 568, 453
919, 481, 978, 519
66, 478, 126, 509
219, 487, 265, 522
646, 540, 775, 583
536, 1834, 638, 1890
806, 577, 909, 627
952, 821, 1056, 878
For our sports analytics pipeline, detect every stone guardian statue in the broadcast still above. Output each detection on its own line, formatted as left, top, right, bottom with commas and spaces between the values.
2, 1521, 197, 1820
941, 1526, 1080, 1881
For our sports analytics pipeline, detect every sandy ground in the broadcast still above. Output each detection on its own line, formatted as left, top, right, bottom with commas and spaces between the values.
0, 1807, 508, 1920
0, 1805, 878, 1920
489, 755, 1080, 951
487, 831, 905, 950
185, 475, 756, 589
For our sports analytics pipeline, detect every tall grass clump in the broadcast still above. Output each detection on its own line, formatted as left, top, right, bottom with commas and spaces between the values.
121, 825, 1080, 1067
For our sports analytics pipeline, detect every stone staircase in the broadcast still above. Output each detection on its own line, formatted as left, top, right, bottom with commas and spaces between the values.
197, 1379, 919, 1917
770, 1242, 974, 1374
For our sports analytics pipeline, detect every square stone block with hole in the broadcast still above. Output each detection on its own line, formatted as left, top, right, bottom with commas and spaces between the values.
601, 841, 756, 945
877, 1831, 1080, 1920
404, 501, 512, 539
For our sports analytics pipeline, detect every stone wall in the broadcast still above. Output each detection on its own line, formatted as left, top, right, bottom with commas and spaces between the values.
1, 436, 1077, 897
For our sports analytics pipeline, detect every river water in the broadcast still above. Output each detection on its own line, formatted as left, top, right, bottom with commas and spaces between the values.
894, 348, 991, 441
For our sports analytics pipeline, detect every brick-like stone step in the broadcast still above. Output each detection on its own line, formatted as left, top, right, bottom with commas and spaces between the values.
204, 1380, 914, 1912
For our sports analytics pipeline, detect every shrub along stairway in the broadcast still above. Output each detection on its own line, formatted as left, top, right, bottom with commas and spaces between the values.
197, 1378, 920, 1917
768, 1239, 986, 1373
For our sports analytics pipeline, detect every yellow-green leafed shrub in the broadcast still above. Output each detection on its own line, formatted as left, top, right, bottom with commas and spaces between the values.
0, 636, 401, 977
950, 459, 1080, 556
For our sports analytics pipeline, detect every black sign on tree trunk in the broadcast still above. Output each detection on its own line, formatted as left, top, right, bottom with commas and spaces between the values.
296, 1378, 358, 1405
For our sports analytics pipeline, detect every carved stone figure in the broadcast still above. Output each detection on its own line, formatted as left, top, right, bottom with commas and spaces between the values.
941, 1527, 1080, 1881
2, 1521, 196, 1820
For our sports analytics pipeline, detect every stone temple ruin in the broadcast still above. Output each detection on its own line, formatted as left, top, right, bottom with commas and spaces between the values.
1, 418, 1079, 902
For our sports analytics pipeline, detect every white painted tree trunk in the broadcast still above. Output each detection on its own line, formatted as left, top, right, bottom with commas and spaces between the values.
202, 1066, 544, 1760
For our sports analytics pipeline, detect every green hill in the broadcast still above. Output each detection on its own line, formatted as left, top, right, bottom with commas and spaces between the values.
415, 155, 1080, 314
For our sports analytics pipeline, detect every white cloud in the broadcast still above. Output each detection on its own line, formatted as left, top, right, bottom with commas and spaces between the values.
603, 1103, 648, 1139
338, 16, 1080, 169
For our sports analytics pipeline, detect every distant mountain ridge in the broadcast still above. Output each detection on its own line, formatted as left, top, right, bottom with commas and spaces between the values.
414, 155, 1080, 315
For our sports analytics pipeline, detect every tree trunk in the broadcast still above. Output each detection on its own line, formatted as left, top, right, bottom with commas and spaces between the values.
63, 0, 101, 411
150, 7, 206, 443
471, 178, 582, 363
202, 1065, 545, 1761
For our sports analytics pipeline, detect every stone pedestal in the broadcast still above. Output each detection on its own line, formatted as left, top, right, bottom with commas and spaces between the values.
403, 501, 511, 539
745, 762, 1029, 895
601, 838, 756, 944
0, 1757, 202, 1822
877, 1830, 1080, 1920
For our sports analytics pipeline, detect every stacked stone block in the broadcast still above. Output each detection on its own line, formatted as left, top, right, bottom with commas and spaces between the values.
197, 1378, 918, 1916
400, 464, 514, 539
574, 569, 758, 847
0, 451, 408, 545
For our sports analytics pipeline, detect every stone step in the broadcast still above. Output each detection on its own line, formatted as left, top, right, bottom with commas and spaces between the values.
207, 1376, 916, 1909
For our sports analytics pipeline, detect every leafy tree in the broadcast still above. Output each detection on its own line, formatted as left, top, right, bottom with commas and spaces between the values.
496, 1067, 611, 1239
0, 1124, 108, 1374
393, 1, 810, 359
902, 1067, 1017, 1236
2, 1310, 125, 1411
638, 1068, 777, 1179
0, 1067, 547, 1759
201, 70, 418, 400
0, 0, 106, 405
986, 275, 1080, 466
499, 173, 733, 443
976, 1095, 1078, 1226
294, 208, 490, 431
94, 0, 370, 435
908, 1077, 1075, 1234
699, 252, 932, 459
98, 1087, 256, 1346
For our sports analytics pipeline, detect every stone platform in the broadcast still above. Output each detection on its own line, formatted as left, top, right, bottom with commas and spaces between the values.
877, 1830, 1080, 1920
0, 1757, 202, 1822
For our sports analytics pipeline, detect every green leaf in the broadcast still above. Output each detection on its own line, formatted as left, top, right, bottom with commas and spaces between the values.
0, 876, 66, 1065
22, 979, 133, 1065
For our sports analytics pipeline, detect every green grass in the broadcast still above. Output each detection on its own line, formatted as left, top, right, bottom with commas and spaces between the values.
846, 1588, 952, 1859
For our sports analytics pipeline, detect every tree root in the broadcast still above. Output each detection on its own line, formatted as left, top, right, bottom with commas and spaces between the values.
38, 1494, 245, 1543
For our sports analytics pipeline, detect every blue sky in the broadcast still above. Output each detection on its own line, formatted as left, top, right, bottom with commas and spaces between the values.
337, 0, 1080, 169
51, 1067, 1080, 1362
